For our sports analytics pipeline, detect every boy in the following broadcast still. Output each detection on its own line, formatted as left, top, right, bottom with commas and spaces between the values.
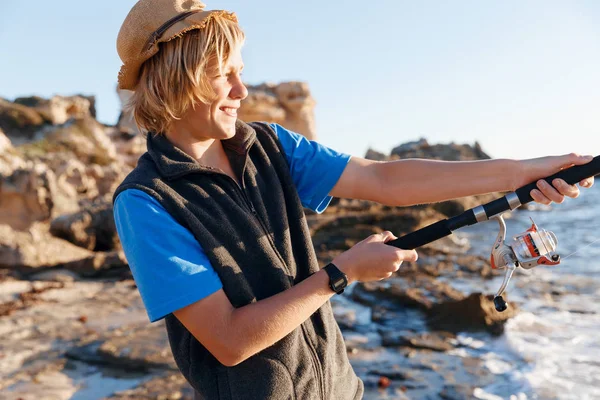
113, 1, 593, 398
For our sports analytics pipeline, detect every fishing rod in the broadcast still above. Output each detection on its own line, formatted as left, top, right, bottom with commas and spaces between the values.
387, 156, 600, 312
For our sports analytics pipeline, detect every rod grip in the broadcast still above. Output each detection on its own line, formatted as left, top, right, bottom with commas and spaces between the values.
515, 155, 600, 204
386, 219, 452, 249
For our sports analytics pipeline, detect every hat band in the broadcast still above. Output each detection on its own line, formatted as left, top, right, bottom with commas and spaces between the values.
144, 10, 202, 51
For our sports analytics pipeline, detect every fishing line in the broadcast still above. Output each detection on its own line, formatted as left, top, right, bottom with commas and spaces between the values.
561, 237, 600, 261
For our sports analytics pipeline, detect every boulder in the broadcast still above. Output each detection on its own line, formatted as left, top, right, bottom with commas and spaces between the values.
50, 200, 119, 251
16, 116, 117, 166
14, 95, 95, 125
0, 223, 93, 272
0, 97, 46, 144
351, 275, 464, 312
239, 82, 317, 140
0, 163, 57, 230
427, 293, 518, 335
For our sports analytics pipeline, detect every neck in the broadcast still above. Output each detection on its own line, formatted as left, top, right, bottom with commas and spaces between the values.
165, 125, 224, 166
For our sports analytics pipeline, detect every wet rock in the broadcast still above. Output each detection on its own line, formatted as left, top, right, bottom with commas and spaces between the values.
343, 332, 382, 352
0, 279, 146, 377
351, 275, 464, 312
108, 372, 194, 399
50, 200, 119, 251
427, 293, 518, 335
439, 383, 476, 400
368, 365, 419, 382
381, 331, 456, 352
453, 254, 494, 278
67, 322, 176, 371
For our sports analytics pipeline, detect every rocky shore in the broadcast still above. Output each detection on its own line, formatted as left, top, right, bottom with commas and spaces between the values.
0, 88, 553, 399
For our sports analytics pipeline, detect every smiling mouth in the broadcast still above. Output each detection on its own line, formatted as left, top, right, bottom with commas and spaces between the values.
220, 107, 238, 117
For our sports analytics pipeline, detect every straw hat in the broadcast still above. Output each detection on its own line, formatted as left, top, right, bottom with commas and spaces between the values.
116, 0, 237, 90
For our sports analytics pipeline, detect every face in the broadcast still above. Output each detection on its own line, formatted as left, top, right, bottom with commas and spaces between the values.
180, 48, 248, 141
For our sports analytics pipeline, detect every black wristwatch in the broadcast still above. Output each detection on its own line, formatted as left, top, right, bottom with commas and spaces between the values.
323, 263, 348, 294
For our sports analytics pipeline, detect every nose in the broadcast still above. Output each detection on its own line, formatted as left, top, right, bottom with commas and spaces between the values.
230, 74, 248, 101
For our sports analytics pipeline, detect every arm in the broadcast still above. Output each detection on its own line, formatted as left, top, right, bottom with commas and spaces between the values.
330, 154, 595, 206
174, 231, 415, 367
174, 269, 332, 366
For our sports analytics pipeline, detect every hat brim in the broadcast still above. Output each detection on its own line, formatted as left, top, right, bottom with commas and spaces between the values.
117, 10, 237, 91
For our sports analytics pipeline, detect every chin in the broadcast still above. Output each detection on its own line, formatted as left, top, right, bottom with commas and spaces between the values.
222, 125, 237, 138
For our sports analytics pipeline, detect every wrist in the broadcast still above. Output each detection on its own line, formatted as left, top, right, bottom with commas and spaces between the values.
509, 159, 526, 192
330, 256, 355, 285
323, 263, 349, 294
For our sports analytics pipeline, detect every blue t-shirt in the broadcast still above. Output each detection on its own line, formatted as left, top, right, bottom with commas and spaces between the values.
114, 123, 351, 322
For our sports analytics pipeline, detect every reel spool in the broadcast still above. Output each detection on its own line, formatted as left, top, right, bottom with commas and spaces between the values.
490, 215, 560, 312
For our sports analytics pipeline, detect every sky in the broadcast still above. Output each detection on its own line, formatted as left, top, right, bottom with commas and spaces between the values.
1, 0, 599, 159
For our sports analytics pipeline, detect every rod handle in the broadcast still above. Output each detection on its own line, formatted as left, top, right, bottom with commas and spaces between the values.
515, 156, 600, 205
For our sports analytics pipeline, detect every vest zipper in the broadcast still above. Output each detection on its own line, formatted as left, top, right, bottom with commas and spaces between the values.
303, 326, 325, 399
218, 170, 326, 400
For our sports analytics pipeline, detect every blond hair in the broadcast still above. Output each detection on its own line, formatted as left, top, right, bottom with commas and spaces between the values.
127, 15, 245, 134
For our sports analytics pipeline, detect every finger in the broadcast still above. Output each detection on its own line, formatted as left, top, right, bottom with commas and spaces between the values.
552, 178, 579, 199
536, 179, 565, 203
530, 188, 552, 205
580, 177, 594, 188
365, 231, 392, 243
399, 249, 418, 263
379, 231, 397, 243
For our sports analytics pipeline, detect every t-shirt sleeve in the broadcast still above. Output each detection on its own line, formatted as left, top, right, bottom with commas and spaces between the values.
113, 189, 223, 322
269, 123, 351, 213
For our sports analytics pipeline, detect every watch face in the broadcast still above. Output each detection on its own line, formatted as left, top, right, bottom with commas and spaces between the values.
325, 263, 348, 294
332, 277, 346, 289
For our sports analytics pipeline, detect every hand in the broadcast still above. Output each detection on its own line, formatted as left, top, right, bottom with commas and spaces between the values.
515, 153, 595, 205
331, 231, 418, 284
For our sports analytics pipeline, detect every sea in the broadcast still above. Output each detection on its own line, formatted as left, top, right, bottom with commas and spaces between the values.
440, 183, 600, 399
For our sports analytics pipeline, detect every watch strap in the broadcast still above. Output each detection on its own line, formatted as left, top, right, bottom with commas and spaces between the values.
323, 263, 348, 294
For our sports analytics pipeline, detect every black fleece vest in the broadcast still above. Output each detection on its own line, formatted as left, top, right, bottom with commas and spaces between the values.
113, 121, 363, 400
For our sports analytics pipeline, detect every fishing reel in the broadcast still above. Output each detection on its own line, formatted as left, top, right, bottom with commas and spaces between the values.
490, 214, 560, 312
